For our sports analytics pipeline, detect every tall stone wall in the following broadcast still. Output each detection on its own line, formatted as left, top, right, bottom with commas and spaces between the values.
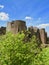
6, 20, 27, 34
0, 20, 48, 44
28, 26, 47, 44
39, 29, 47, 44
28, 27, 41, 42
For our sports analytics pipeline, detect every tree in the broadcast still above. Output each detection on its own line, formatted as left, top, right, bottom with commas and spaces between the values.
0, 32, 41, 65
36, 47, 49, 65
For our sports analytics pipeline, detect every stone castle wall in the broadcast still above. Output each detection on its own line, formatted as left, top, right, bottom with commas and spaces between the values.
0, 27, 6, 35
6, 20, 27, 34
0, 20, 49, 44
28, 26, 47, 44
39, 29, 47, 44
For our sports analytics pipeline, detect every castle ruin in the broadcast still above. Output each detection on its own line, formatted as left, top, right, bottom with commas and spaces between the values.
6, 20, 27, 34
0, 20, 49, 44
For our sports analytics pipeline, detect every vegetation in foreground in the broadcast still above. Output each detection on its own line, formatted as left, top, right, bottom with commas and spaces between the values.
0, 32, 49, 65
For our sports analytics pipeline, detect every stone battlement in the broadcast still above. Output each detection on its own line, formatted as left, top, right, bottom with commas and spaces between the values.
0, 20, 49, 44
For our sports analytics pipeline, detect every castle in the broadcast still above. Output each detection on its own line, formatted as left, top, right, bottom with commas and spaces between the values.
0, 20, 49, 44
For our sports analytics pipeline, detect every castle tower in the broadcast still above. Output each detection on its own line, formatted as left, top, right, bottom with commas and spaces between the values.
6, 20, 27, 34
39, 28, 47, 44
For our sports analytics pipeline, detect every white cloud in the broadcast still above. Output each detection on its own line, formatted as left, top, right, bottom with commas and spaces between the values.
37, 23, 49, 28
25, 16, 32, 20
0, 5, 4, 9
0, 12, 9, 21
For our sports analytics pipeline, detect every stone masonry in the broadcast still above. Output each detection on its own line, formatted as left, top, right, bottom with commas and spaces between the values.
39, 29, 47, 44
0, 20, 49, 44
6, 20, 27, 34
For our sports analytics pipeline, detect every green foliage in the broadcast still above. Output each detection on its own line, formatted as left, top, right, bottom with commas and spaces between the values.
0, 32, 42, 65
35, 47, 49, 65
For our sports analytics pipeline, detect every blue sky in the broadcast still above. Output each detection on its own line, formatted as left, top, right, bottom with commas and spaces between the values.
0, 0, 49, 36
